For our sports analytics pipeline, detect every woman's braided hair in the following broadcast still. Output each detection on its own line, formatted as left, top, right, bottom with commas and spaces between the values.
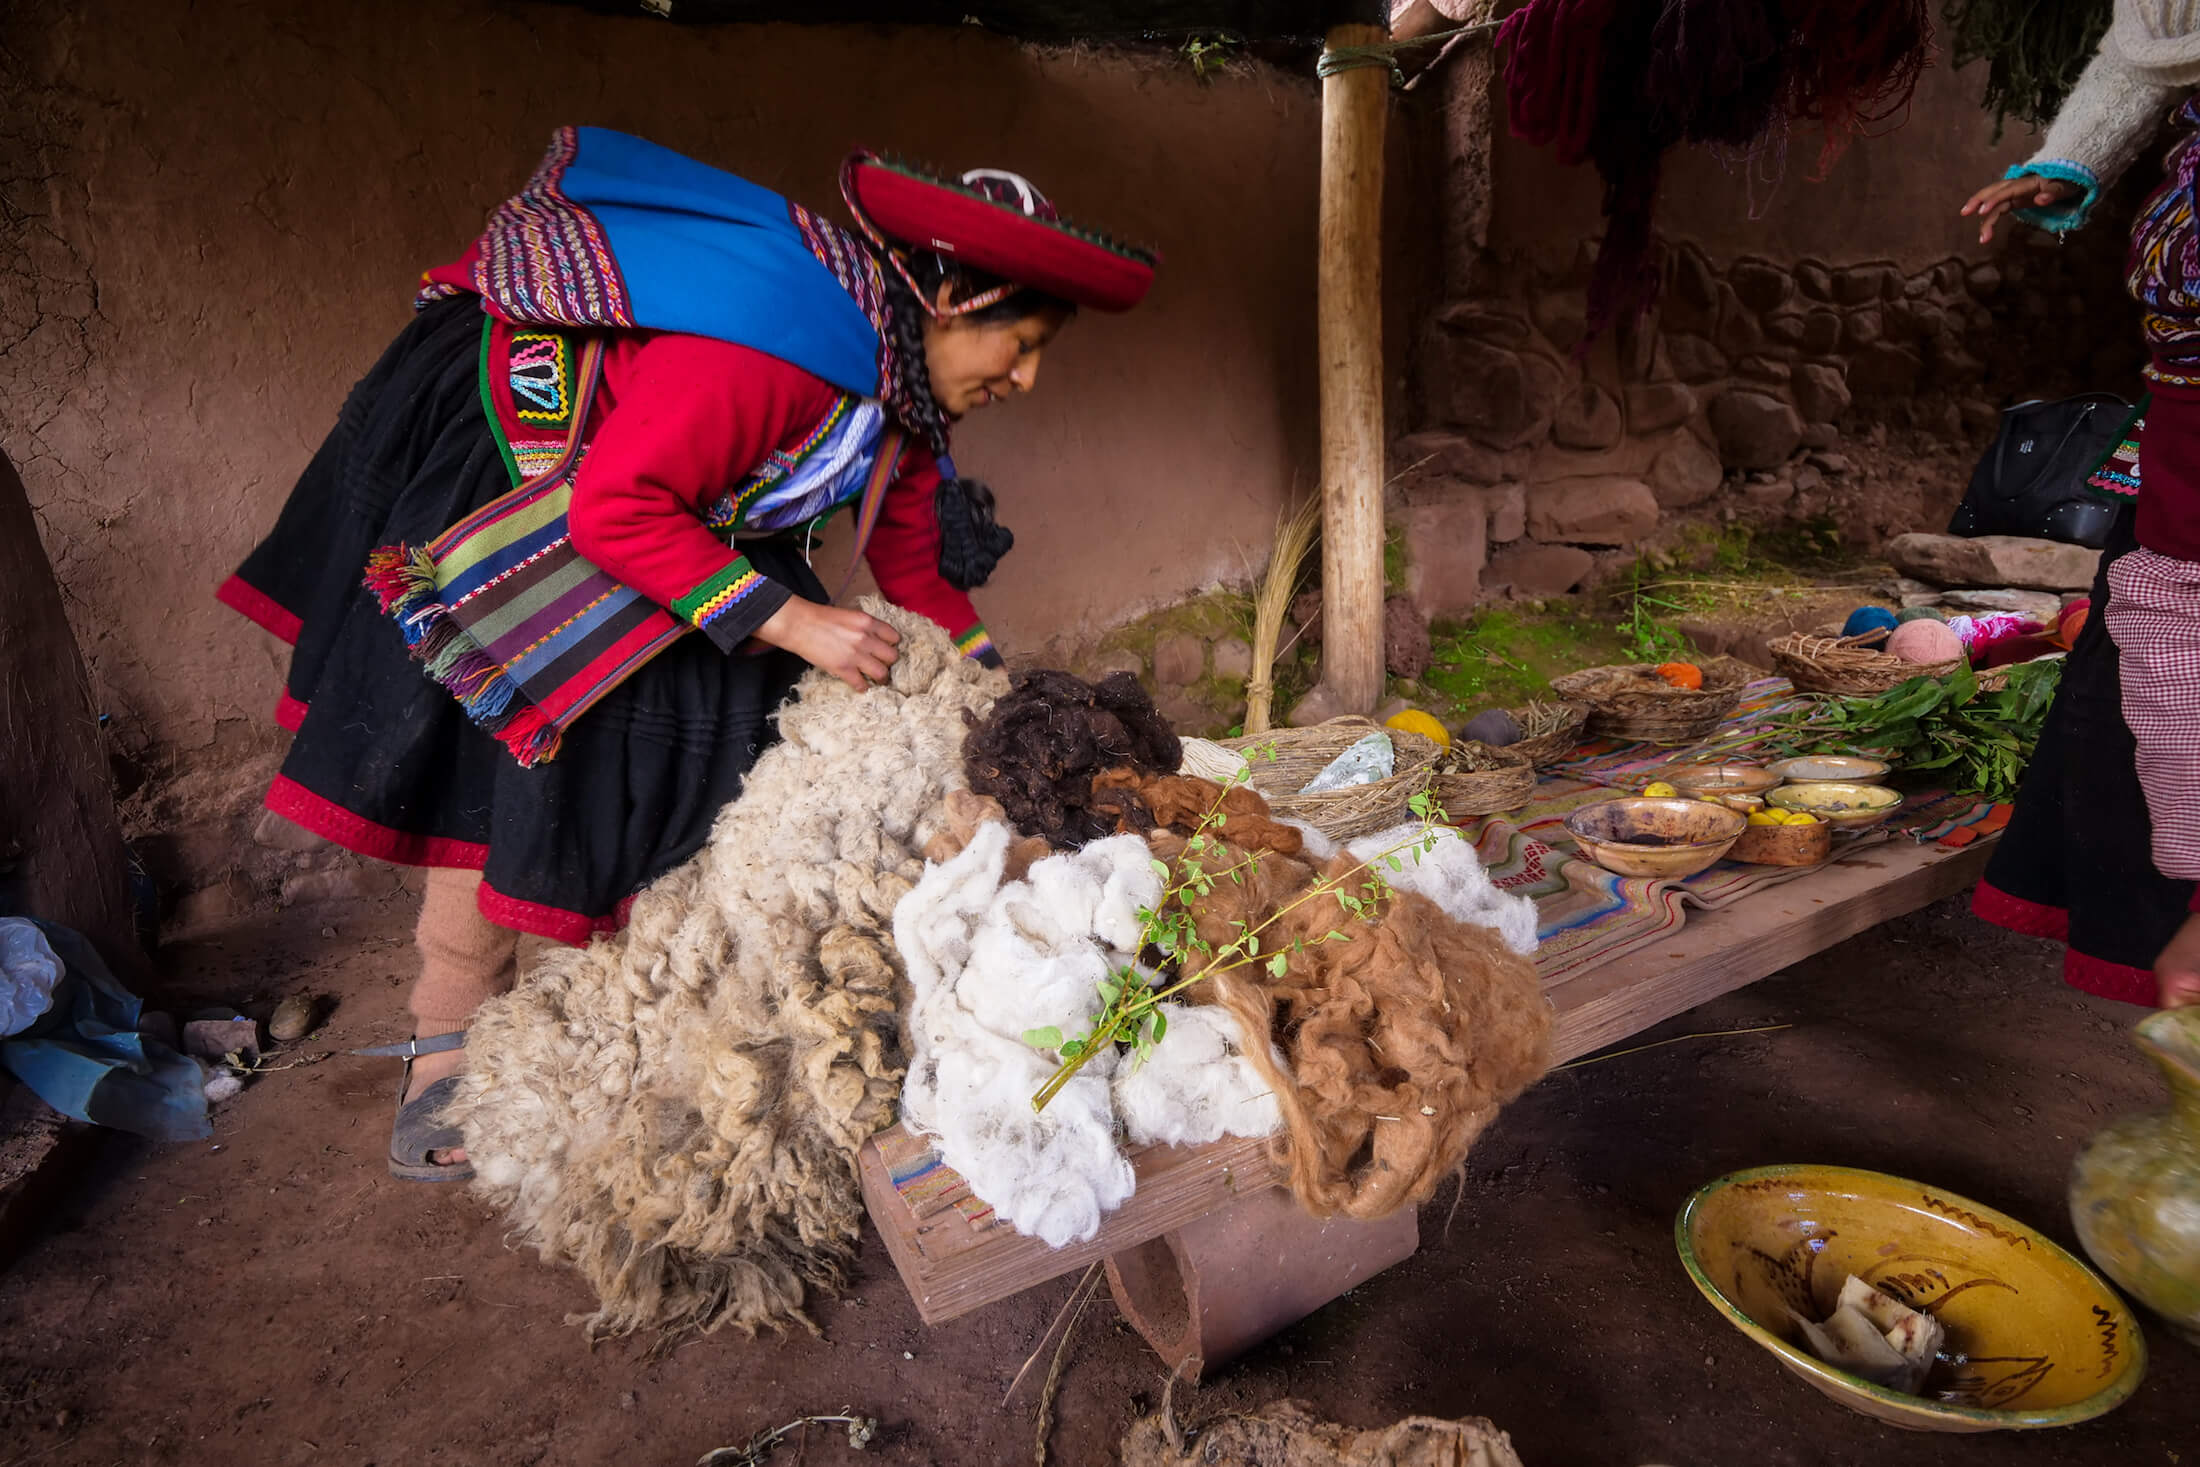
873, 245, 1070, 589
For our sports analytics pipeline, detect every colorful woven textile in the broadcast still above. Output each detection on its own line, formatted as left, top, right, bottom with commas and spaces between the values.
2130, 99, 2200, 389
2091, 410, 2146, 503
418, 126, 885, 403
380, 127, 944, 766
368, 320, 906, 766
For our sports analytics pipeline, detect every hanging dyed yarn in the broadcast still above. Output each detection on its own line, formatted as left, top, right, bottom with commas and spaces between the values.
1498, 0, 1937, 338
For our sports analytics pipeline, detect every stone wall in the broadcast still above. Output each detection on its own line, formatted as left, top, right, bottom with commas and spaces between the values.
1386, 55, 2149, 620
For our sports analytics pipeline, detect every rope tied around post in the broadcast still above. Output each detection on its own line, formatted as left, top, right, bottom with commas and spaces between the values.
1315, 17, 1504, 84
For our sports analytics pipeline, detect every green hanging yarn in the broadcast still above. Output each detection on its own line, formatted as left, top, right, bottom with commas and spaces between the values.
1940, 0, 2112, 138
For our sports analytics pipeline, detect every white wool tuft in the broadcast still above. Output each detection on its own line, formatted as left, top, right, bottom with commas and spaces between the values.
1286, 819, 1539, 956
896, 827, 1169, 1247
1111, 1003, 1283, 1147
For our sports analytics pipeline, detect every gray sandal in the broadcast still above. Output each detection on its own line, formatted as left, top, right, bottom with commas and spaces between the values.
354, 1032, 472, 1183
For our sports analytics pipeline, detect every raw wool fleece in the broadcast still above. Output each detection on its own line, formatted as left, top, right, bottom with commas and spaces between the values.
894, 818, 1281, 1245
963, 668, 1181, 846
1091, 767, 1307, 858
446, 602, 1007, 1338
1291, 820, 1539, 958
1152, 830, 1552, 1220
1120, 1399, 1525, 1467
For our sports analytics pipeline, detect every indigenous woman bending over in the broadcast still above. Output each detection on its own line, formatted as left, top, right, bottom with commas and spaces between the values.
1960, 6, 2200, 1012
217, 130, 1155, 1178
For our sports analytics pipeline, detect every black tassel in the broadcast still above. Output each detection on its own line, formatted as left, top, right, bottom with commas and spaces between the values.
936, 476, 1014, 590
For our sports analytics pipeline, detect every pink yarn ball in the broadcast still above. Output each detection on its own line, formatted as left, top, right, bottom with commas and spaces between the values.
1886, 618, 1964, 665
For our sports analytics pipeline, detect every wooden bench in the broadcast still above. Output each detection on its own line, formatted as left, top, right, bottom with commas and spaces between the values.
859, 835, 1994, 1376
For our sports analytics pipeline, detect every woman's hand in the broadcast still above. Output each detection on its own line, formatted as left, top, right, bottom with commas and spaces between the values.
758, 598, 901, 692
2157, 912, 2200, 1009
1960, 175, 2083, 244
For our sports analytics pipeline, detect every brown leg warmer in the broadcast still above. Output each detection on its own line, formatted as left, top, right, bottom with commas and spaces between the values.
408, 867, 519, 1030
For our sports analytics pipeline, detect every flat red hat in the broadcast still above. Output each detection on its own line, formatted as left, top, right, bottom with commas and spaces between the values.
840, 153, 1158, 314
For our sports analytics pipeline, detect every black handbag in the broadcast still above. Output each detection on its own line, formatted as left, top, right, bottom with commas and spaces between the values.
1948, 393, 2130, 549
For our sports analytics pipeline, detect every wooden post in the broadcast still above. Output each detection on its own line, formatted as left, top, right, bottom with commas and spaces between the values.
1315, 21, 1389, 718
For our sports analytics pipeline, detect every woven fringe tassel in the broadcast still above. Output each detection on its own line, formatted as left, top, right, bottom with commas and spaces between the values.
360, 541, 560, 768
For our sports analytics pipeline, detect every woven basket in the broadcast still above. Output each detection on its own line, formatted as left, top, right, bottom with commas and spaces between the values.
1766, 624, 2012, 696
1428, 740, 1536, 819
1503, 700, 1589, 768
1219, 717, 1440, 840
1549, 658, 1753, 745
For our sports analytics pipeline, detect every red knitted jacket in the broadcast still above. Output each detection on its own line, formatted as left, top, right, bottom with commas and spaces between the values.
567, 332, 994, 661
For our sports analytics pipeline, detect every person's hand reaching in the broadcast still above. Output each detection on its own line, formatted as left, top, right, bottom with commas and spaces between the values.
758, 598, 901, 692
2157, 912, 2200, 1009
1960, 175, 2083, 244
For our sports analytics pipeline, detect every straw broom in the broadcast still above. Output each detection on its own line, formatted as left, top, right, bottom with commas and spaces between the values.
1244, 495, 1322, 736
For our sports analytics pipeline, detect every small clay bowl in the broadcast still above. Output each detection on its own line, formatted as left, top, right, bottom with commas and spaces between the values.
1766, 755, 1892, 784
1666, 764, 1783, 801
1731, 817, 1834, 867
1767, 782, 1903, 832
1677, 1164, 2147, 1431
1563, 797, 1745, 879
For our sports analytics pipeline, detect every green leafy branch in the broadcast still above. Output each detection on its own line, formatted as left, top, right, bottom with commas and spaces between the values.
1022, 761, 1449, 1113
1683, 659, 2063, 803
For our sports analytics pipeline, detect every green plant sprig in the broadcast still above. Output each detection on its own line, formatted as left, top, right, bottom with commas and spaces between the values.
1022, 758, 1449, 1113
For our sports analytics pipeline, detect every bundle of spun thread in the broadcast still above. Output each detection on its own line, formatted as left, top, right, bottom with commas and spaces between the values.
894, 819, 1279, 1245
963, 669, 1181, 847
447, 604, 1007, 1338
1090, 767, 1307, 858
1152, 829, 1552, 1219
1498, 0, 1935, 337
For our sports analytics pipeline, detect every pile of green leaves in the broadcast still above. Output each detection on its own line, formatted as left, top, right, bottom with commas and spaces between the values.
1762, 659, 2064, 802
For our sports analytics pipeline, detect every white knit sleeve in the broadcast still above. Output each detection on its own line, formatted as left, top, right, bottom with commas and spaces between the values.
2015, 39, 2187, 231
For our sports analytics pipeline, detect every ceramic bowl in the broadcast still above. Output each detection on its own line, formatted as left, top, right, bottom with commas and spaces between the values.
1766, 755, 1893, 784
1767, 781, 1904, 831
1562, 797, 1745, 879
1665, 763, 1783, 801
1730, 817, 1834, 867
1677, 1164, 2147, 1432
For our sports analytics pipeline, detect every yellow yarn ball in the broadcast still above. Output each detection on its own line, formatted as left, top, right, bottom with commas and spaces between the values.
1384, 709, 1452, 752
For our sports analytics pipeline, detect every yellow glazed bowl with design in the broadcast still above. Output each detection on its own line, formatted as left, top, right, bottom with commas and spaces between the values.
1676, 1164, 2147, 1432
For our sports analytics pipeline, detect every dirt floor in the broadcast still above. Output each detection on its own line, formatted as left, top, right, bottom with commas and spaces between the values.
0, 886, 2190, 1467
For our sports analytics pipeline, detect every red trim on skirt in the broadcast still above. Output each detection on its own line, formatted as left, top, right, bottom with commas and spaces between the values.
477, 882, 634, 946
1973, 881, 2158, 1006
275, 693, 309, 732
217, 574, 303, 645
266, 774, 488, 870
264, 775, 632, 946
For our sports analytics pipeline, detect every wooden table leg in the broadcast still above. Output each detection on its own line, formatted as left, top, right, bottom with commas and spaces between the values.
1105, 1184, 1419, 1382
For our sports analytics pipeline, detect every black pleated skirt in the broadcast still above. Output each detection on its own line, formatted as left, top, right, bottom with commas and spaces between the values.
219, 297, 817, 942
1972, 505, 2193, 1004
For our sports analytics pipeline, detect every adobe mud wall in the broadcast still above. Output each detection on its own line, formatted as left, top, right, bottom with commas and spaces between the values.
2, 0, 1365, 798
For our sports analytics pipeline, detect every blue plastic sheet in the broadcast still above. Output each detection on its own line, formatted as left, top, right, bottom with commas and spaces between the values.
0, 921, 210, 1142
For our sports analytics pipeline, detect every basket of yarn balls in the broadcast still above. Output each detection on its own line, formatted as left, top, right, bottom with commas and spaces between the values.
1549, 658, 1753, 745
1768, 607, 2024, 699
1769, 605, 1967, 696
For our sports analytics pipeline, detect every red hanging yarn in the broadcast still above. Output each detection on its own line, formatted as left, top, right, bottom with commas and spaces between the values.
1498, 0, 1936, 344
1786, 0, 1934, 179
1497, 0, 1622, 168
